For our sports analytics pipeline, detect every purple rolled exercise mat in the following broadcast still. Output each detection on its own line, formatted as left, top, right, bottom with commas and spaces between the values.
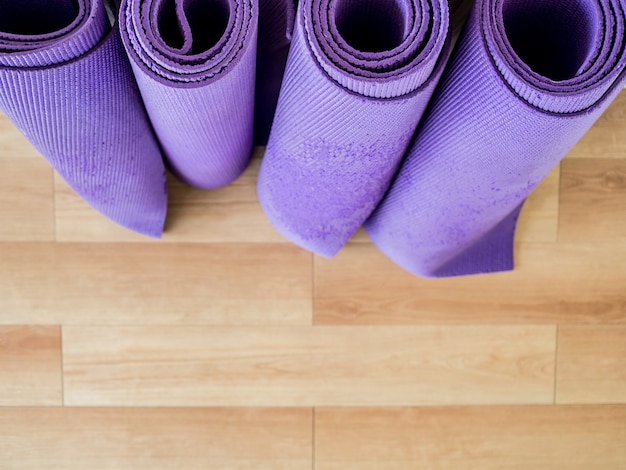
254, 0, 296, 145
365, 0, 626, 278
119, 0, 258, 189
258, 0, 451, 257
0, 0, 167, 237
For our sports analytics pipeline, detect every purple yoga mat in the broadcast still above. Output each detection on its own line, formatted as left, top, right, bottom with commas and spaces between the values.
0, 0, 167, 237
365, 0, 626, 277
254, 0, 296, 145
258, 0, 451, 257
120, 0, 258, 189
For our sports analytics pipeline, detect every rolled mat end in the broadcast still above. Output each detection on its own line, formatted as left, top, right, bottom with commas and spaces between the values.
258, 0, 451, 257
365, 0, 626, 277
0, 0, 168, 237
119, 0, 259, 190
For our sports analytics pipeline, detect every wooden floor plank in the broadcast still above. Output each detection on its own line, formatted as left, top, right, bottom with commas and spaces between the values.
557, 326, 626, 404
0, 326, 62, 406
314, 242, 626, 325
559, 158, 626, 242
0, 158, 54, 241
0, 114, 41, 159
315, 405, 626, 470
62, 325, 555, 407
54, 151, 287, 243
0, 407, 312, 469
0, 243, 312, 326
567, 91, 626, 159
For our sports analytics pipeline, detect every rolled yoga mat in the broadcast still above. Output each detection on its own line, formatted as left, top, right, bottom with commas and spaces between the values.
254, 0, 296, 145
365, 0, 626, 277
0, 0, 167, 237
120, 0, 258, 189
258, 0, 451, 257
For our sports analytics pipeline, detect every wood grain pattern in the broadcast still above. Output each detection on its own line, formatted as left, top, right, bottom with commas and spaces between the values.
55, 151, 287, 243
315, 406, 626, 470
0, 158, 54, 241
557, 326, 626, 404
62, 325, 555, 407
0, 243, 312, 326
0, 326, 62, 406
559, 158, 626, 242
314, 242, 626, 325
0, 407, 312, 469
567, 92, 626, 159
0, 114, 41, 159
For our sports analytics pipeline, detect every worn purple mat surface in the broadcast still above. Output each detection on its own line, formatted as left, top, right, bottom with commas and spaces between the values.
365, 0, 626, 277
254, 0, 296, 145
120, 0, 258, 189
258, 0, 451, 257
0, 0, 167, 237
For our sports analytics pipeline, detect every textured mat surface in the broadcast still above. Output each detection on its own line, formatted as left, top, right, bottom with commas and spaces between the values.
0, 0, 167, 237
258, 0, 451, 256
365, 0, 626, 277
120, 0, 258, 189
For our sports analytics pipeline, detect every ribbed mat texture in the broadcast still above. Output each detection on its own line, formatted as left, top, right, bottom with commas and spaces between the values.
255, 0, 295, 145
258, 0, 451, 257
365, 0, 626, 278
0, 0, 167, 237
120, 0, 258, 189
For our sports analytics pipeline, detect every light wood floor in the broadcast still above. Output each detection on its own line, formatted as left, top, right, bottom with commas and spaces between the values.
2, 89, 626, 468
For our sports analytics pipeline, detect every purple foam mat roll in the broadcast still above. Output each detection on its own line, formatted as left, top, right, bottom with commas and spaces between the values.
0, 0, 167, 237
254, 0, 296, 145
258, 0, 451, 257
120, 0, 258, 190
365, 0, 626, 278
